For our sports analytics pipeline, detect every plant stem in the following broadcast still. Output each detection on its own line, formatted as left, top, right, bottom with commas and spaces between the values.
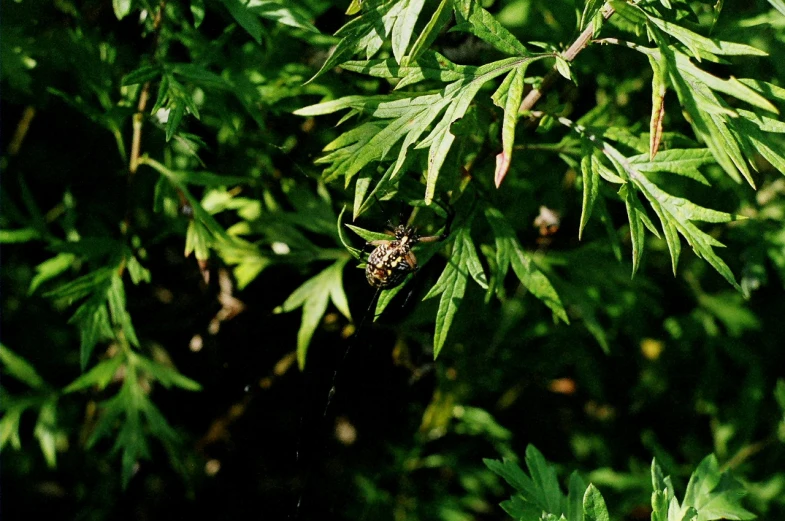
518, 3, 616, 114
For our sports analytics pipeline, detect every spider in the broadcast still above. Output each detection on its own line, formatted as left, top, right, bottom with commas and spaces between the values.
364, 206, 454, 289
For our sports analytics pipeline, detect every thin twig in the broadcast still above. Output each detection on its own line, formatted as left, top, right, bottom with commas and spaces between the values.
8, 106, 36, 156
519, 3, 616, 114
128, 1, 167, 175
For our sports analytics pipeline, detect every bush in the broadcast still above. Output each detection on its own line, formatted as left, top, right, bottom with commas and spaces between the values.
2, 0, 784, 519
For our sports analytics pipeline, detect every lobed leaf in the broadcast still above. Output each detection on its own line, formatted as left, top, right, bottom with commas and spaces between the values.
276, 259, 351, 369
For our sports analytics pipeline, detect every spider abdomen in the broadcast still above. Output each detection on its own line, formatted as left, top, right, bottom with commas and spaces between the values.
366, 239, 417, 289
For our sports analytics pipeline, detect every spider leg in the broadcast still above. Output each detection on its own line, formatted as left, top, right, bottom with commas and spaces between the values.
418, 199, 455, 243
404, 250, 418, 271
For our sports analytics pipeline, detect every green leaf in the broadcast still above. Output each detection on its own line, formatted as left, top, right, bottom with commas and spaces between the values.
0, 344, 46, 389
452, 1, 528, 56
29, 253, 77, 295
646, 12, 768, 61
555, 56, 572, 81
247, 1, 319, 33
0, 405, 25, 451
621, 182, 650, 277
0, 228, 40, 243
632, 172, 741, 289
166, 102, 187, 142
300, 49, 543, 201
568, 472, 589, 521
770, 0, 785, 16
221, 0, 264, 44
629, 149, 714, 186
391, 0, 425, 63
422, 226, 483, 357
484, 206, 568, 323
580, 0, 604, 31
492, 65, 527, 188
276, 259, 351, 369
682, 455, 755, 520
578, 148, 600, 239
190, 0, 205, 27
607, 138, 739, 287
126, 255, 151, 285
134, 355, 202, 391
308, 0, 405, 82
107, 273, 140, 348
340, 51, 469, 90
63, 356, 125, 393
121, 64, 161, 86
185, 220, 211, 261
33, 399, 58, 468
583, 484, 610, 521
484, 445, 568, 516
407, 0, 452, 63
170, 63, 231, 90
113, 0, 133, 20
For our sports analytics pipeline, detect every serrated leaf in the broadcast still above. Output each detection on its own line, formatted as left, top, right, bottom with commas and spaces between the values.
629, 148, 714, 185
595, 136, 742, 289
126, 255, 151, 285
309, 0, 404, 82
646, 12, 768, 61
391, 0, 426, 64
0, 344, 46, 389
493, 65, 526, 188
299, 56, 543, 197
340, 52, 469, 89
452, 1, 527, 56
185, 220, 210, 260
407, 0, 452, 63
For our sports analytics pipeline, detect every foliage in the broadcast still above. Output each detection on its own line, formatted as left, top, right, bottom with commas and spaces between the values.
486, 445, 754, 521
1, 0, 785, 519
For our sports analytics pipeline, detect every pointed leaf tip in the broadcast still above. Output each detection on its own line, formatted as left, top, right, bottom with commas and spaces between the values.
495, 152, 511, 188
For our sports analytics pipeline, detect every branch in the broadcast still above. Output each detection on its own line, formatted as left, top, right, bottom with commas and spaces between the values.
129, 1, 167, 175
518, 3, 615, 114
